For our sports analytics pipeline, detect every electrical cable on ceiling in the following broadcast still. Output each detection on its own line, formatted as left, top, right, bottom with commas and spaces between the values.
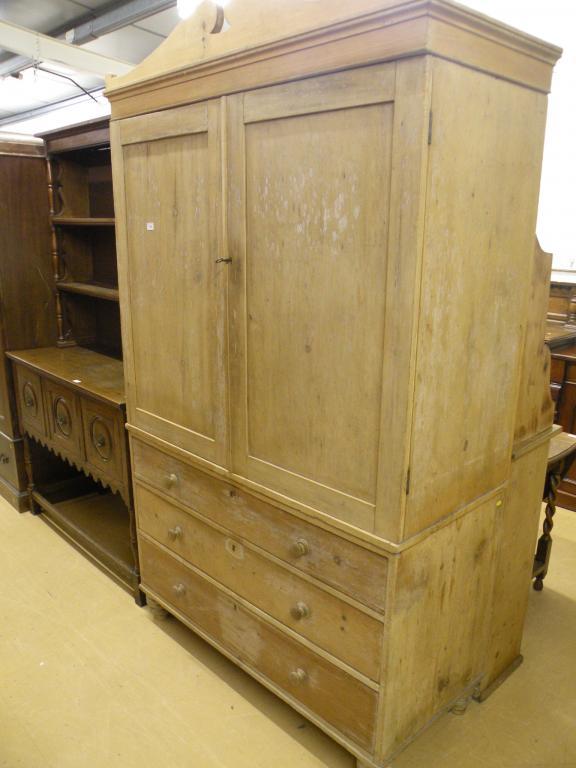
34, 65, 99, 103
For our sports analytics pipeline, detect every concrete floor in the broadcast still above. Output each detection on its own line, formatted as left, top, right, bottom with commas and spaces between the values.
0, 497, 575, 768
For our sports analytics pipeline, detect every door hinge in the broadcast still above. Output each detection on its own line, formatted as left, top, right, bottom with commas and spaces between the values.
428, 110, 433, 146
405, 467, 411, 495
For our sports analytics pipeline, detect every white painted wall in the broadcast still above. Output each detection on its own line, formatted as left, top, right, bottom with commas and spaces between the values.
463, 0, 576, 268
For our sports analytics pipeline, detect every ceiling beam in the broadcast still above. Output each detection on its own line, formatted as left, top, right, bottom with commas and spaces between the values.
0, 20, 133, 78
67, 0, 177, 45
0, 0, 176, 78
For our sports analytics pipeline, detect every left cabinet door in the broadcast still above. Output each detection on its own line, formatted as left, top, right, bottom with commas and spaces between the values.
112, 101, 229, 467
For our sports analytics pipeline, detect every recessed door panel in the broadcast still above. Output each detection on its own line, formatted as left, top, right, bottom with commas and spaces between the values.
228, 66, 395, 528
119, 102, 228, 466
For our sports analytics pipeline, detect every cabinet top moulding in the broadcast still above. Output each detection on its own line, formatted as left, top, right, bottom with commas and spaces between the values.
0, 138, 44, 159
104, 0, 562, 119
37, 118, 111, 154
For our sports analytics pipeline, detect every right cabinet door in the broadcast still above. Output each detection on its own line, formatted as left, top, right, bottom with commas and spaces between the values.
113, 101, 229, 467
227, 64, 397, 530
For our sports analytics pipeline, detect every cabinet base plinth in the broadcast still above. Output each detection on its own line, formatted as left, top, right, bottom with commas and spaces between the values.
474, 655, 523, 703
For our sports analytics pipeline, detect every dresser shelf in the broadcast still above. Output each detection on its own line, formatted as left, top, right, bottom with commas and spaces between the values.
53, 217, 115, 227
56, 281, 119, 303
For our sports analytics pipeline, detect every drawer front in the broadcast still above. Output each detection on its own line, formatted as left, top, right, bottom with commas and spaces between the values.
139, 536, 378, 750
44, 381, 84, 462
132, 438, 387, 612
0, 431, 23, 489
14, 366, 46, 438
550, 357, 566, 384
82, 399, 126, 488
136, 484, 382, 680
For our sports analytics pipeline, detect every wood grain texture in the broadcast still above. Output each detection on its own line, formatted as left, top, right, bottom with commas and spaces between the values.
139, 535, 378, 750
481, 443, 548, 693
119, 101, 228, 466
132, 437, 388, 610
43, 379, 84, 464
378, 494, 500, 760
105, 0, 560, 118
403, 58, 549, 539
374, 56, 432, 541
0, 147, 55, 469
108, 3, 559, 762
228, 65, 394, 530
8, 347, 125, 405
81, 398, 128, 492
513, 239, 554, 445
136, 484, 383, 679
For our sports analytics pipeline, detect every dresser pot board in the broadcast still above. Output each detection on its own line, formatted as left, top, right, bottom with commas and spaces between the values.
104, 1, 561, 765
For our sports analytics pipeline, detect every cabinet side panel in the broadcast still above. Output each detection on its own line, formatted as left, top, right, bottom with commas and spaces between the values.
405, 60, 548, 538
0, 155, 54, 351
0, 154, 55, 439
482, 442, 547, 692
513, 240, 554, 444
378, 494, 500, 760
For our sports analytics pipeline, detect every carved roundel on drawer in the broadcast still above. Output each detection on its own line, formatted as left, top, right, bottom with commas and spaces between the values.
22, 382, 39, 415
89, 416, 113, 461
53, 397, 73, 437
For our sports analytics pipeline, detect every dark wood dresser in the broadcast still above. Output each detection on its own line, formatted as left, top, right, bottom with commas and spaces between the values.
0, 138, 56, 510
546, 270, 576, 509
6, 120, 141, 602
548, 338, 576, 509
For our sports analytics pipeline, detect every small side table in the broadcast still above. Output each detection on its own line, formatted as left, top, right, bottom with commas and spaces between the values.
533, 430, 576, 591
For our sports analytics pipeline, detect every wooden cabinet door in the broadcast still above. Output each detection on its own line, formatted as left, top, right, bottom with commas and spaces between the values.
227, 64, 400, 531
113, 102, 228, 467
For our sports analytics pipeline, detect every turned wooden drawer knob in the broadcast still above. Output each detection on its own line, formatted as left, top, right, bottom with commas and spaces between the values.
289, 668, 308, 684
56, 414, 69, 428
168, 525, 183, 541
24, 394, 34, 408
95, 435, 107, 449
173, 583, 186, 596
291, 538, 309, 558
165, 472, 179, 489
290, 601, 310, 620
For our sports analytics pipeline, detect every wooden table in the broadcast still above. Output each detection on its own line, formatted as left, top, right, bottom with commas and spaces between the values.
533, 430, 576, 591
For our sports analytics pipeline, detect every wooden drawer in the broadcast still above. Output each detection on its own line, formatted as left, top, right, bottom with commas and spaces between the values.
139, 536, 377, 750
82, 398, 126, 489
132, 438, 387, 612
14, 366, 46, 438
136, 484, 382, 680
44, 380, 84, 463
0, 430, 23, 489
550, 357, 566, 384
